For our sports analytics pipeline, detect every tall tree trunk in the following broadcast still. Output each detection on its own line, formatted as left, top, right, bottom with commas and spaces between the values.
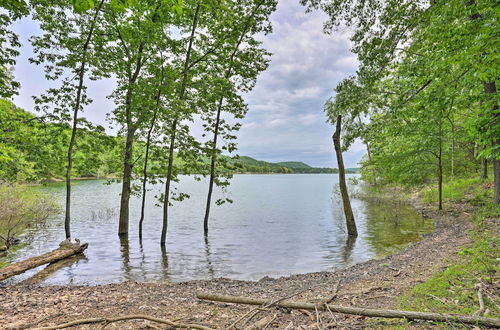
64, 0, 104, 239
118, 42, 144, 237
139, 69, 164, 240
483, 82, 499, 204
438, 157, 443, 210
332, 115, 357, 236
481, 158, 488, 180
203, 3, 262, 234
203, 100, 221, 234
119, 127, 135, 236
161, 3, 200, 245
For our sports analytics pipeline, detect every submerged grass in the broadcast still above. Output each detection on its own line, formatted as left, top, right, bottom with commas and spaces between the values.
399, 176, 500, 322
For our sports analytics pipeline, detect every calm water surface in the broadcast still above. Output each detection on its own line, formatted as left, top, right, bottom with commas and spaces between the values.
7, 174, 433, 285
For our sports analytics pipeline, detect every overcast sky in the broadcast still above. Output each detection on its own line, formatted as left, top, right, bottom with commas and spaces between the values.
11, 0, 366, 168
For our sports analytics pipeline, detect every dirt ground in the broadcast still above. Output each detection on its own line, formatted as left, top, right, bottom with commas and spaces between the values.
0, 200, 475, 329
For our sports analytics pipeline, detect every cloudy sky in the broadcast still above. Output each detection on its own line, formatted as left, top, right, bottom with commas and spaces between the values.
12, 0, 366, 168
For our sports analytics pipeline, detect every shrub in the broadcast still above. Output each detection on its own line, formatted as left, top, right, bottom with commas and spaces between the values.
0, 183, 59, 249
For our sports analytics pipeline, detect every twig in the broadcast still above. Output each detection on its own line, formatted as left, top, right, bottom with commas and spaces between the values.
31, 314, 215, 330
262, 314, 276, 330
319, 279, 342, 304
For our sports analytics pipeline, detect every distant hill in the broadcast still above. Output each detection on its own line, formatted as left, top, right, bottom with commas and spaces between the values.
230, 156, 338, 174
276, 161, 312, 169
346, 168, 360, 174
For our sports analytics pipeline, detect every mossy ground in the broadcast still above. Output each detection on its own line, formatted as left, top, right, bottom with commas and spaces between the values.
397, 176, 500, 326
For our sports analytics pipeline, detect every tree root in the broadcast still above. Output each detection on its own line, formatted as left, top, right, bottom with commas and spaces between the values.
31, 314, 215, 330
197, 292, 500, 328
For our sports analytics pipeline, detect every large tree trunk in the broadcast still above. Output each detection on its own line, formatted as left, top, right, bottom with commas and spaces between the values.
161, 3, 200, 245
332, 115, 357, 236
483, 82, 499, 204
196, 293, 500, 328
0, 239, 88, 281
117, 43, 144, 237
119, 127, 135, 237
64, 0, 104, 239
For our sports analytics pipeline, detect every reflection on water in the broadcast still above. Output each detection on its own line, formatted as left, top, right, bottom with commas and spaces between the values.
5, 174, 433, 285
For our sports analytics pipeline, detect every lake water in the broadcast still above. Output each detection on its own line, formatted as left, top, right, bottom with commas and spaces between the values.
5, 174, 433, 285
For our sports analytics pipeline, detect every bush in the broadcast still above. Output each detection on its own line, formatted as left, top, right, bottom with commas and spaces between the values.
0, 183, 59, 249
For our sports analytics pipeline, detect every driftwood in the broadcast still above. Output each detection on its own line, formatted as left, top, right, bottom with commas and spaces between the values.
197, 292, 500, 328
31, 314, 214, 330
19, 254, 87, 285
0, 239, 88, 282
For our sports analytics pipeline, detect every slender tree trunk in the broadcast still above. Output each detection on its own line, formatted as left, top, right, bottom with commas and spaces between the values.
483, 82, 499, 204
481, 158, 488, 180
203, 97, 223, 234
202, 2, 263, 233
161, 3, 200, 245
438, 156, 443, 210
139, 70, 164, 240
332, 115, 357, 236
64, 0, 104, 239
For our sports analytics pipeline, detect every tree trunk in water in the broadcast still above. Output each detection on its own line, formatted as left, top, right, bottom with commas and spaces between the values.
161, 3, 200, 245
139, 72, 164, 240
332, 115, 357, 236
161, 120, 177, 245
64, 0, 104, 239
203, 97, 223, 234
484, 82, 499, 204
117, 41, 144, 237
119, 128, 135, 237
481, 158, 488, 180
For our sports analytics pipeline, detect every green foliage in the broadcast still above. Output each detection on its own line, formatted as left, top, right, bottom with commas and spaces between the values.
0, 184, 59, 249
0, 99, 122, 182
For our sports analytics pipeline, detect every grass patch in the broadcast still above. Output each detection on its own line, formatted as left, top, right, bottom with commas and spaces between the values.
400, 178, 500, 319
420, 177, 488, 204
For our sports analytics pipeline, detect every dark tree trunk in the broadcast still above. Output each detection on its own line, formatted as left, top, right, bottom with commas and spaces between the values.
64, 0, 104, 239
481, 158, 488, 180
119, 127, 135, 237
203, 3, 263, 233
438, 157, 443, 210
139, 70, 164, 240
483, 82, 499, 204
332, 115, 357, 236
203, 102, 221, 234
117, 42, 144, 237
161, 3, 200, 245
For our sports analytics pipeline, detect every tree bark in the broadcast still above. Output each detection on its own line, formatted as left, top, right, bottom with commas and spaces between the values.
118, 42, 144, 237
161, 3, 200, 245
196, 293, 500, 328
481, 158, 488, 180
332, 115, 357, 236
139, 68, 164, 240
0, 239, 88, 281
203, 0, 265, 234
64, 0, 104, 239
483, 82, 499, 204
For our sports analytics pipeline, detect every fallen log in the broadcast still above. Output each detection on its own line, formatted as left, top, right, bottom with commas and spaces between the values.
19, 254, 87, 285
197, 292, 500, 328
0, 239, 88, 282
